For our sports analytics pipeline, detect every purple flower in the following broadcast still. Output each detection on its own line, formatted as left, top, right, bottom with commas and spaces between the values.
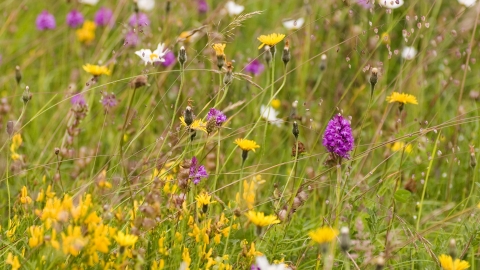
245, 59, 265, 76
357, 0, 372, 9
71, 93, 86, 106
189, 156, 208, 184
100, 92, 118, 111
250, 265, 260, 270
322, 114, 354, 159
207, 108, 227, 126
128, 13, 150, 27
124, 31, 139, 47
197, 0, 209, 13
66, 10, 84, 28
94, 7, 113, 27
161, 51, 176, 67
36, 11, 56, 30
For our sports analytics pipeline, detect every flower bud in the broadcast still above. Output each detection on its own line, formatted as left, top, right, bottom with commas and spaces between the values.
292, 121, 299, 139
6, 121, 14, 136
217, 55, 225, 70
15, 66, 22, 85
166, 1, 171, 14
184, 106, 194, 126
282, 40, 290, 65
469, 145, 476, 168
375, 255, 385, 270
319, 54, 327, 71
370, 67, 378, 97
264, 45, 272, 66
178, 46, 187, 65
448, 238, 457, 259
223, 62, 233, 85
339, 227, 350, 253
130, 75, 148, 89
22, 86, 32, 104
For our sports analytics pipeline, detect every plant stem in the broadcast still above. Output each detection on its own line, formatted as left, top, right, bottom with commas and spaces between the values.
170, 64, 185, 130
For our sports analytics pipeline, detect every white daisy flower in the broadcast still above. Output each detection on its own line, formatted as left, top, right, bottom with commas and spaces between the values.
401, 46, 417, 60
135, 43, 169, 65
458, 0, 477, 7
225, 1, 245, 16
79, 0, 99, 5
260, 105, 283, 127
378, 0, 404, 9
137, 0, 155, 11
282, 18, 305, 30
255, 256, 291, 270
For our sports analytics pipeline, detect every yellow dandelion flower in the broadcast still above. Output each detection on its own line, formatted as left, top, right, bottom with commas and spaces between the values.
257, 33, 286, 49
386, 92, 418, 105
439, 254, 470, 270
390, 141, 413, 153
245, 211, 280, 227
6, 253, 21, 270
212, 43, 226, 56
308, 226, 338, 244
82, 64, 111, 76
234, 138, 260, 152
114, 231, 138, 247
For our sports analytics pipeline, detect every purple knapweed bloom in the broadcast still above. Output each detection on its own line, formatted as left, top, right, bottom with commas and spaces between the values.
322, 114, 354, 159
124, 31, 139, 47
207, 108, 227, 126
66, 10, 84, 28
94, 7, 113, 27
100, 92, 118, 111
161, 51, 176, 67
245, 59, 265, 76
198, 0, 209, 13
189, 156, 208, 184
36, 11, 56, 30
71, 93, 86, 106
128, 13, 150, 27
357, 0, 372, 9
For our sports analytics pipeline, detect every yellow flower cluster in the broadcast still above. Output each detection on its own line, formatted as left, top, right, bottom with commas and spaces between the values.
10, 133, 22, 161
76, 20, 96, 44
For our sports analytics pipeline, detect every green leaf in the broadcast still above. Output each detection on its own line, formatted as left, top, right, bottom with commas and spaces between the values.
394, 189, 411, 203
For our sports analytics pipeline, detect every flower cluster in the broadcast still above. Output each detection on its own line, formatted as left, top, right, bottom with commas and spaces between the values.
322, 114, 354, 160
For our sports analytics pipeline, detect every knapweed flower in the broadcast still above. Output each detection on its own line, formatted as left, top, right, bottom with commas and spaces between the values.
245, 59, 265, 76
378, 0, 404, 8
36, 11, 56, 30
257, 33, 286, 49
458, 0, 477, 7
6, 253, 20, 270
79, 0, 99, 5
282, 18, 305, 30
66, 10, 84, 28
71, 93, 86, 106
322, 114, 354, 159
162, 51, 176, 67
235, 138, 260, 152
198, 0, 209, 13
390, 141, 413, 153
260, 105, 283, 126
189, 156, 208, 184
124, 30, 139, 47
438, 254, 470, 270
137, 0, 155, 11
94, 7, 113, 27
225, 1, 245, 16
135, 43, 169, 65
309, 226, 339, 245
207, 108, 227, 126
114, 231, 138, 247
401, 46, 417, 60
386, 92, 418, 105
253, 256, 291, 270
76, 20, 96, 44
245, 211, 280, 227
128, 12, 150, 27
100, 92, 118, 111
83, 64, 111, 76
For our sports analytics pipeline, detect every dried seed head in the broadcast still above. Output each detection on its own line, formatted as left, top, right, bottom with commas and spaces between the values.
282, 40, 290, 65
223, 62, 233, 85
278, 209, 288, 222
370, 67, 378, 89
469, 145, 476, 168
22, 86, 32, 104
6, 120, 14, 136
339, 227, 350, 253
15, 66, 21, 85
217, 55, 225, 70
54, 147, 60, 155
178, 46, 187, 65
130, 75, 148, 89
264, 45, 273, 66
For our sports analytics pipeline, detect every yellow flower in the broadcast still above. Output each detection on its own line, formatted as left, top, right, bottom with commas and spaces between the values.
20, 186, 32, 204
10, 133, 22, 161
381, 32, 390, 45
257, 33, 286, 49
308, 226, 338, 245
271, 99, 281, 109
114, 231, 138, 247
196, 192, 215, 210
83, 64, 111, 76
28, 225, 44, 248
245, 211, 280, 227
182, 247, 192, 268
76, 20, 96, 44
386, 92, 418, 105
242, 179, 256, 210
61, 225, 89, 256
180, 116, 207, 133
234, 138, 260, 152
212, 43, 226, 56
439, 254, 470, 270
6, 253, 21, 270
390, 141, 412, 153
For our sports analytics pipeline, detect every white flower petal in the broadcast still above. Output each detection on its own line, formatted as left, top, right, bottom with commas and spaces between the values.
282, 18, 305, 30
137, 0, 155, 11
458, 0, 477, 7
378, 0, 404, 9
401, 46, 417, 60
79, 0, 99, 5
225, 1, 245, 16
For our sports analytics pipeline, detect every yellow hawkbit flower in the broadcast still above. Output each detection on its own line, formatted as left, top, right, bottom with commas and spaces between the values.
386, 92, 418, 105
257, 33, 286, 49
308, 226, 339, 245
390, 141, 413, 153
20, 186, 32, 204
180, 116, 208, 133
82, 64, 111, 76
245, 211, 280, 227
114, 231, 138, 247
6, 252, 21, 270
234, 138, 260, 152
212, 43, 226, 56
10, 133, 22, 161
438, 254, 470, 270
28, 225, 44, 248
76, 20, 96, 44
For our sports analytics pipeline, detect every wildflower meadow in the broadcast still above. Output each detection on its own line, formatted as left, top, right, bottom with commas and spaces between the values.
2, 0, 480, 269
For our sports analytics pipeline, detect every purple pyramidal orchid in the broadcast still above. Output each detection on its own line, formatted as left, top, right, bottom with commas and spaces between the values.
322, 114, 354, 159
189, 157, 208, 184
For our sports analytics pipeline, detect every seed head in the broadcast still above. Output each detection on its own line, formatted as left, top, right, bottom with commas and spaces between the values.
178, 46, 187, 65
282, 40, 290, 65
